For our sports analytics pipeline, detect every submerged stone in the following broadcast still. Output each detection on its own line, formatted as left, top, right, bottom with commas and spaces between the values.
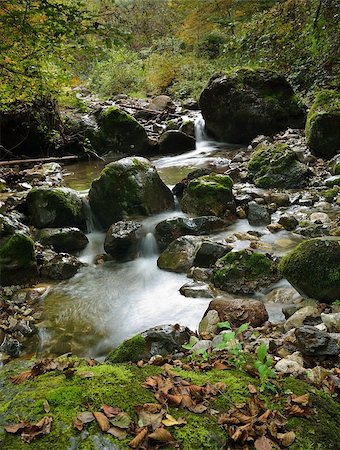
104, 220, 142, 261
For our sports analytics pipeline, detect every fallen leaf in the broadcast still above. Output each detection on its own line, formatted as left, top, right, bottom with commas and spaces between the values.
73, 418, 84, 431
5, 422, 28, 434
129, 427, 148, 448
277, 431, 296, 447
10, 371, 32, 384
77, 412, 95, 424
135, 404, 164, 431
254, 435, 274, 450
291, 393, 310, 406
21, 416, 53, 443
101, 404, 121, 418
78, 371, 95, 378
93, 412, 110, 432
87, 358, 98, 366
148, 427, 174, 443
212, 360, 228, 370
248, 384, 257, 394
107, 426, 127, 440
43, 400, 50, 413
167, 393, 182, 406
162, 414, 187, 427
110, 412, 131, 429
188, 403, 207, 414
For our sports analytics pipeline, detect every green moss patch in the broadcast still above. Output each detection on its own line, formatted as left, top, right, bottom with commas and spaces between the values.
106, 335, 146, 363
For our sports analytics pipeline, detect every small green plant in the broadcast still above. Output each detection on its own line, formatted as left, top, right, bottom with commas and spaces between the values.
215, 322, 249, 366
254, 343, 276, 392
182, 339, 210, 362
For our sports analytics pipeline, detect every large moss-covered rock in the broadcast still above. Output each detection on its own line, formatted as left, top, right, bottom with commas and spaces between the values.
26, 187, 85, 229
213, 249, 280, 294
278, 238, 340, 303
34, 227, 88, 253
305, 90, 340, 159
89, 157, 174, 229
181, 174, 235, 217
200, 68, 305, 143
88, 106, 149, 155
0, 233, 38, 286
158, 130, 196, 154
248, 142, 310, 188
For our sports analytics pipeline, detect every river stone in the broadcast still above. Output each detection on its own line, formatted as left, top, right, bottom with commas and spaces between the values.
172, 167, 213, 197
87, 106, 149, 156
309, 212, 331, 224
213, 249, 280, 294
305, 89, 340, 159
248, 142, 310, 188
321, 313, 340, 333
179, 119, 195, 137
284, 305, 322, 332
193, 241, 232, 268
247, 201, 271, 226
40, 250, 84, 280
295, 325, 340, 357
89, 157, 174, 229
104, 220, 142, 261
0, 212, 29, 236
26, 187, 85, 229
198, 309, 220, 339
179, 281, 214, 298
181, 173, 235, 217
106, 324, 191, 363
157, 236, 202, 273
199, 68, 305, 143
275, 352, 305, 374
0, 232, 38, 286
325, 176, 340, 187
35, 227, 89, 253
158, 130, 196, 154
149, 95, 174, 111
278, 238, 340, 303
203, 297, 269, 328
278, 215, 299, 231
155, 216, 227, 251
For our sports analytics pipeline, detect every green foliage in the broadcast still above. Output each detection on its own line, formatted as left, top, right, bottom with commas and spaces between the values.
254, 343, 276, 392
215, 322, 249, 366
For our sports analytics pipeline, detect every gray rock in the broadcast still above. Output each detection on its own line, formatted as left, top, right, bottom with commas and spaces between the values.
40, 250, 84, 280
35, 227, 89, 253
149, 95, 174, 111
104, 220, 142, 261
247, 201, 271, 226
325, 176, 340, 187
284, 306, 322, 332
278, 215, 299, 231
321, 313, 340, 333
157, 236, 202, 273
193, 241, 232, 268
158, 130, 196, 154
295, 325, 340, 356
191, 340, 212, 354
198, 309, 220, 339
179, 281, 214, 298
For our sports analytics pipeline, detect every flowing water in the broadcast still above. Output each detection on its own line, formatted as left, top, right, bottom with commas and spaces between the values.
35, 117, 299, 358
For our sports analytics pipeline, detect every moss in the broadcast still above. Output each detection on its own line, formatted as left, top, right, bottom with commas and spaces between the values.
278, 238, 340, 303
333, 161, 340, 175
248, 142, 309, 188
106, 335, 146, 363
322, 188, 338, 202
305, 90, 340, 159
0, 233, 34, 268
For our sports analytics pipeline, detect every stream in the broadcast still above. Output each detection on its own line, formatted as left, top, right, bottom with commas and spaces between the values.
35, 118, 302, 359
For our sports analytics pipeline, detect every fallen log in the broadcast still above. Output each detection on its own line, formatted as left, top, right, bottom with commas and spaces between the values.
118, 103, 181, 118
0, 155, 79, 167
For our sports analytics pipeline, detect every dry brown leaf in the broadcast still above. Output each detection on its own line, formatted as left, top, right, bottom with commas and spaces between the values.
43, 400, 50, 413
77, 412, 95, 424
73, 418, 84, 431
135, 404, 164, 431
232, 411, 253, 424
78, 371, 95, 378
277, 431, 296, 447
254, 435, 274, 450
287, 405, 305, 416
213, 361, 228, 370
10, 371, 32, 384
21, 416, 53, 443
167, 393, 182, 406
291, 393, 310, 406
129, 427, 148, 448
93, 412, 110, 432
188, 403, 208, 414
110, 412, 131, 429
248, 384, 257, 394
101, 404, 121, 418
5, 422, 28, 434
258, 409, 272, 422
162, 414, 187, 427
87, 358, 98, 366
107, 426, 127, 440
148, 427, 174, 443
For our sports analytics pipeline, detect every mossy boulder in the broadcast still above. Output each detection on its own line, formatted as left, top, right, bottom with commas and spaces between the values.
26, 187, 85, 229
333, 161, 340, 175
213, 249, 280, 294
157, 236, 202, 273
200, 68, 305, 143
88, 106, 149, 155
106, 335, 147, 363
278, 238, 340, 303
0, 232, 38, 286
248, 142, 310, 188
305, 90, 340, 159
34, 227, 88, 253
158, 130, 196, 154
181, 174, 235, 217
89, 157, 174, 229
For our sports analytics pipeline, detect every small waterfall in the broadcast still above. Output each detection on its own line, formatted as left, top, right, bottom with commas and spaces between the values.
194, 115, 208, 143
140, 232, 159, 257
82, 196, 96, 233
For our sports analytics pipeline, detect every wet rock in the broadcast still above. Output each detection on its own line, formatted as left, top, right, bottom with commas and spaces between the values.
22, 162, 63, 187
305, 89, 340, 159
295, 325, 340, 356
104, 220, 142, 261
193, 241, 232, 268
26, 187, 85, 229
181, 173, 235, 217
0, 335, 22, 357
155, 216, 227, 251
40, 250, 84, 280
278, 215, 299, 231
267, 223, 284, 233
309, 212, 331, 224
263, 192, 290, 207
88, 106, 149, 155
321, 313, 340, 333
247, 201, 271, 226
35, 227, 89, 253
198, 309, 220, 339
0, 232, 38, 286
213, 249, 280, 294
179, 119, 195, 137
179, 281, 214, 298
325, 175, 340, 187
191, 267, 213, 282
284, 305, 323, 332
106, 324, 191, 363
203, 297, 268, 328
279, 238, 340, 303
158, 130, 195, 154
264, 287, 303, 304
191, 340, 212, 354
172, 167, 212, 197
89, 157, 174, 229
0, 212, 29, 236
248, 142, 310, 188
200, 68, 305, 143
157, 236, 201, 273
